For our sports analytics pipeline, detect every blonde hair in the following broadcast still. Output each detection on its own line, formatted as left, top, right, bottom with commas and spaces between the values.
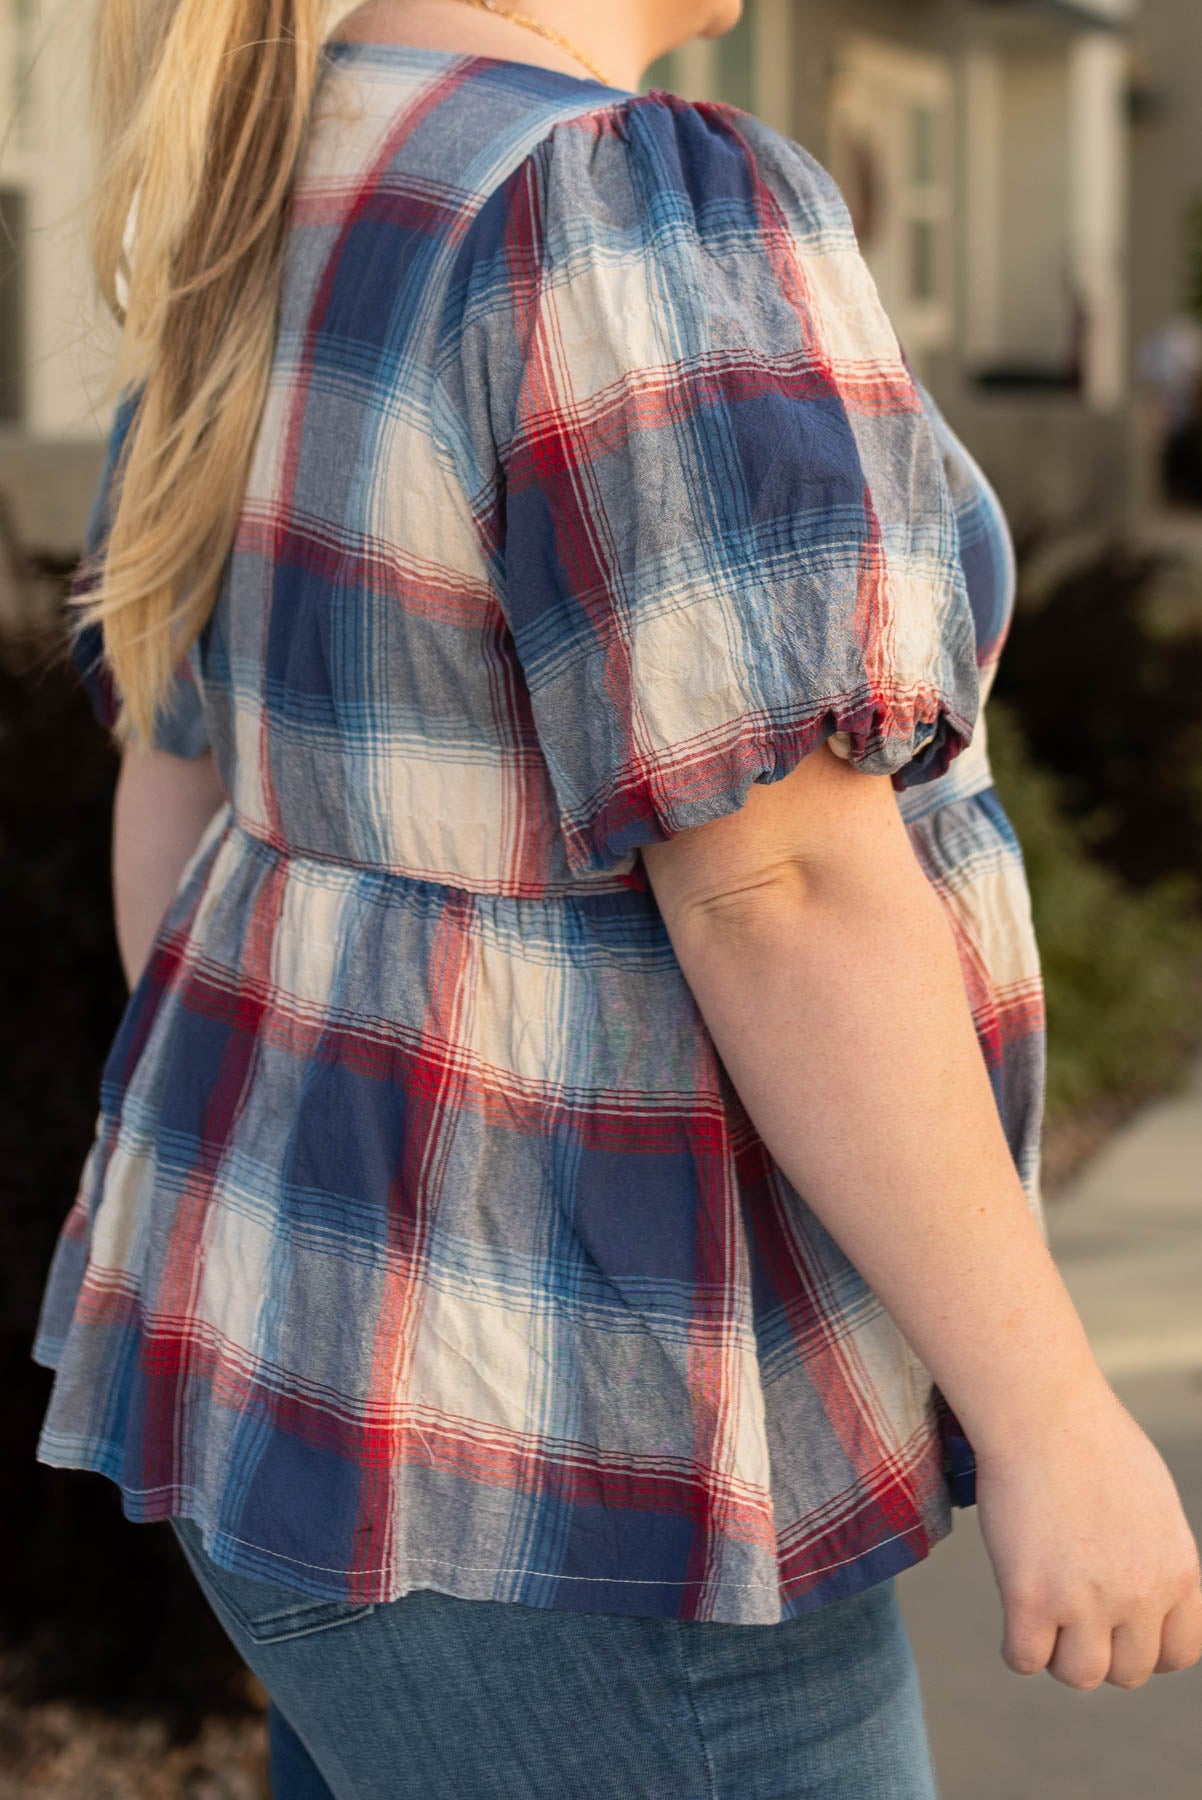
73, 1, 331, 750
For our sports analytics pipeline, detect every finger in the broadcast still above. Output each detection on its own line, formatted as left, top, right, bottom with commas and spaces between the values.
1002, 1603, 1058, 1677
1106, 1614, 1162, 1689
1047, 1619, 1111, 1691
1156, 1583, 1202, 1674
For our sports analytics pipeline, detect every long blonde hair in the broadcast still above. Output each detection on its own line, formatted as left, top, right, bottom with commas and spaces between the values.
73, 0, 331, 750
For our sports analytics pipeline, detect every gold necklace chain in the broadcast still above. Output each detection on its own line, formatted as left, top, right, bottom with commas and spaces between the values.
451, 0, 615, 88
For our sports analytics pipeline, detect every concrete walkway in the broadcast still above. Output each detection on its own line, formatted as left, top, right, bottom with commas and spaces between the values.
897, 1055, 1202, 1799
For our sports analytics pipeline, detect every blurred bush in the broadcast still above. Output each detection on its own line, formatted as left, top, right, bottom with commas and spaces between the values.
993, 539, 1202, 902
934, 532, 1202, 1140
0, 622, 257, 1734
989, 700, 1202, 1126
989, 535, 1202, 1132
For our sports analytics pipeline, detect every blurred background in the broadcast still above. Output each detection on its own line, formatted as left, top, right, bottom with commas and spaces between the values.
1, 1, 1200, 1794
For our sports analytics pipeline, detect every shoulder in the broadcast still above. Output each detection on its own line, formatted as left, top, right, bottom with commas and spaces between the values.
435, 86, 921, 504
559, 88, 853, 235
447, 88, 858, 292
437, 88, 878, 401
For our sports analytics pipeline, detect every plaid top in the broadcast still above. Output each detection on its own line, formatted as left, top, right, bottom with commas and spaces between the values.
33, 43, 1046, 1624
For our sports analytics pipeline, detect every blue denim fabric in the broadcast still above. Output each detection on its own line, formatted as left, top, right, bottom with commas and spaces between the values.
170, 1517, 939, 1799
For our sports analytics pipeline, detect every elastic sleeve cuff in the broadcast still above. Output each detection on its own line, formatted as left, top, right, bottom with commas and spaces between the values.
69, 613, 211, 758
562, 690, 973, 878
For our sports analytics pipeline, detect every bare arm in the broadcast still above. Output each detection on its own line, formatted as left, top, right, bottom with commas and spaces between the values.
642, 739, 1097, 1458
642, 738, 1201, 1690
112, 744, 227, 990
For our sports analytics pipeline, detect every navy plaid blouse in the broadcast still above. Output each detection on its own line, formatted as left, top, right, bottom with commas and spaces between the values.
34, 42, 1046, 1623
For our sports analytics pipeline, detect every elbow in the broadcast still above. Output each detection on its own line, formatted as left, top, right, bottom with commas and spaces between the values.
642, 747, 936, 947
666, 857, 823, 945
662, 845, 940, 961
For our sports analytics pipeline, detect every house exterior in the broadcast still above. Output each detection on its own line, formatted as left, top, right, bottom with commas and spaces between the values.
650, 0, 1138, 534
0, 0, 116, 547
1126, 0, 1202, 506
1129, 0, 1202, 354
0, 0, 1144, 548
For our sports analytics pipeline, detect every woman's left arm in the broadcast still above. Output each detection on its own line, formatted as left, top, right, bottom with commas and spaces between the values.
111, 746, 227, 990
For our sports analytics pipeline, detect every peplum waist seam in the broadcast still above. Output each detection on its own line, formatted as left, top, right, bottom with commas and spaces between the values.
222, 806, 644, 909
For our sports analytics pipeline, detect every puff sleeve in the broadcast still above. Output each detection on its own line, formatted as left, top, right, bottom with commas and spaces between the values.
436, 91, 978, 877
68, 390, 211, 759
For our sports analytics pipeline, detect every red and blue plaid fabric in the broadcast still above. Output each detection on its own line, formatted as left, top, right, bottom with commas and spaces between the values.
34, 43, 1046, 1623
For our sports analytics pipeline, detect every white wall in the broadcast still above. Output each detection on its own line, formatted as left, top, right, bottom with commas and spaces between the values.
997, 47, 1074, 369
1067, 31, 1129, 410
960, 19, 1130, 412
1129, 0, 1202, 348
0, 0, 117, 442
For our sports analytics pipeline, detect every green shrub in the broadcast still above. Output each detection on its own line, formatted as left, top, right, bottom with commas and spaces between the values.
986, 700, 1202, 1123
992, 541, 1202, 904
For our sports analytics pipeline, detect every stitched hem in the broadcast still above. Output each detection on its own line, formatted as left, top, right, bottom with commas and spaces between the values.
33, 1429, 954, 1624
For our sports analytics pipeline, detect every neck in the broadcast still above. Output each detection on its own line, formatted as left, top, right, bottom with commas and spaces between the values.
332, 1, 679, 92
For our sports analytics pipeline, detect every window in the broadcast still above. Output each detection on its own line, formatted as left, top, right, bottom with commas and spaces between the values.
965, 42, 1075, 388
11, 0, 39, 149
641, 49, 676, 93
712, 8, 755, 115
828, 38, 955, 366
0, 188, 27, 425
912, 102, 936, 187
911, 218, 937, 303
641, 1, 759, 108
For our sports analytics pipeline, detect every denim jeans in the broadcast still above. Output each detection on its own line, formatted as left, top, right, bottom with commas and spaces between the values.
170, 1516, 939, 1799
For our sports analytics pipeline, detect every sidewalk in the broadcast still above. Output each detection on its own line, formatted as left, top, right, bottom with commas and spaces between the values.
898, 1055, 1202, 1800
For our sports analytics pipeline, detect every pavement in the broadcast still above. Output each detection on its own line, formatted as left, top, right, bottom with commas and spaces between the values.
897, 1054, 1202, 1800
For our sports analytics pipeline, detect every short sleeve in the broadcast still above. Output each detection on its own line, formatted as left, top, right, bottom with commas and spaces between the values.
68, 390, 211, 759
436, 91, 978, 876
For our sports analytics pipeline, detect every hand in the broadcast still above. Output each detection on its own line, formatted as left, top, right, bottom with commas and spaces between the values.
974, 1382, 1202, 1689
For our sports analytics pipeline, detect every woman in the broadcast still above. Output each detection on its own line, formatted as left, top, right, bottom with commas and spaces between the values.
32, 2, 1201, 1796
